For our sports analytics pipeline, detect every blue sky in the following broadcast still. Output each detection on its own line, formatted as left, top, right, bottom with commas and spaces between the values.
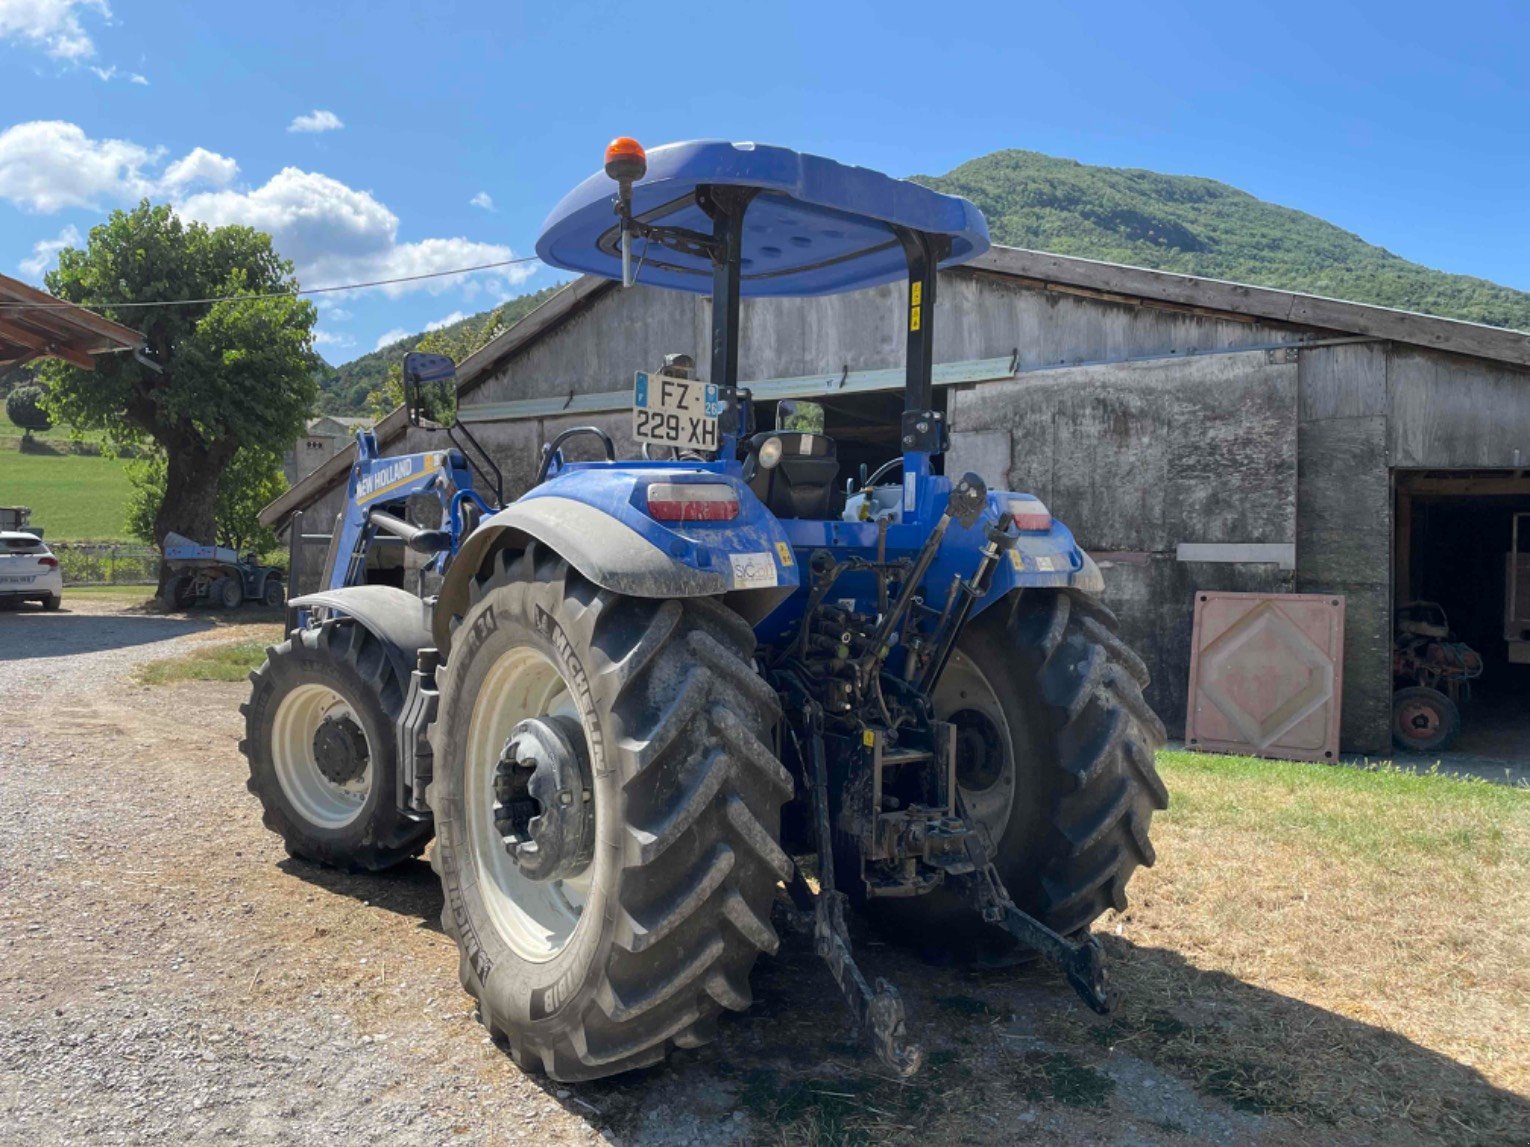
1, 0, 1526, 362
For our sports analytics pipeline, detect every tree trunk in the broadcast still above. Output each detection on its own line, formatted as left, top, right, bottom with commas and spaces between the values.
152, 441, 231, 592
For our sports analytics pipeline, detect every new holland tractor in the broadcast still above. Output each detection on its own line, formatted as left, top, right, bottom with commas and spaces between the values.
241, 139, 1167, 1081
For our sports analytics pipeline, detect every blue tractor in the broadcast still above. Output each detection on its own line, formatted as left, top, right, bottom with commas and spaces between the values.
241, 139, 1167, 1081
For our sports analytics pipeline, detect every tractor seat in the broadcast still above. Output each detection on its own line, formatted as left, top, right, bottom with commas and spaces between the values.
743, 431, 839, 520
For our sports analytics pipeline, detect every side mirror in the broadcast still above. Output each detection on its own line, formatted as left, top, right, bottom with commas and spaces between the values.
777, 399, 825, 434
403, 352, 457, 427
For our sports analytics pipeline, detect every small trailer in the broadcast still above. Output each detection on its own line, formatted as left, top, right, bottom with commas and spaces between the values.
162, 532, 284, 609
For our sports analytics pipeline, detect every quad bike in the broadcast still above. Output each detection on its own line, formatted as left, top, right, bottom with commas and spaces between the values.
1392, 601, 1483, 751
241, 139, 1167, 1080
162, 532, 285, 609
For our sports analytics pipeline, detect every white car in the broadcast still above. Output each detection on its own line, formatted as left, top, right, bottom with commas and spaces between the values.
0, 531, 63, 610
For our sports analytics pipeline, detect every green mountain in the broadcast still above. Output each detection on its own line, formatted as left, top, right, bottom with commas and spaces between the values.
915, 150, 1530, 332
318, 286, 562, 414
318, 151, 1528, 413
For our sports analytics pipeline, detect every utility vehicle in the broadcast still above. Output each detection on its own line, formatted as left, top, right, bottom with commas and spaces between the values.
242, 139, 1167, 1080
163, 532, 285, 610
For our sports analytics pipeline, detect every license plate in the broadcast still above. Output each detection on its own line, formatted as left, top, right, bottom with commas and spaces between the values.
0, 575, 35, 584
633, 371, 721, 452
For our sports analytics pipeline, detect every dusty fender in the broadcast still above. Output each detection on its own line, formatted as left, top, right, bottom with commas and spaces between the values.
433, 469, 799, 656
287, 584, 435, 683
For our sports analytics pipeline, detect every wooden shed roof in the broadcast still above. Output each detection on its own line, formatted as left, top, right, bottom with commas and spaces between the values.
260, 244, 1530, 526
0, 272, 142, 370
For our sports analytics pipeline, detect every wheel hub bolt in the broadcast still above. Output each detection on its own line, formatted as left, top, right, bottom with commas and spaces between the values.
492, 715, 594, 883
312, 715, 368, 786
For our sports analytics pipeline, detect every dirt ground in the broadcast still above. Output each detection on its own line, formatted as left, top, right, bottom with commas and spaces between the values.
2, 597, 1526, 1145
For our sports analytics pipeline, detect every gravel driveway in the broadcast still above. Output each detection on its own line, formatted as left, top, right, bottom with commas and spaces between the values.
2, 600, 1426, 1145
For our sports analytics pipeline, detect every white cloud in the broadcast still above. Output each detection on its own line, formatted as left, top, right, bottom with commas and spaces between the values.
0, 121, 536, 302
0, 0, 108, 62
179, 166, 538, 297
470, 191, 494, 211
374, 328, 410, 351
425, 311, 467, 332
288, 109, 343, 134
160, 147, 238, 193
0, 120, 159, 211
0, 122, 239, 212
18, 224, 81, 278
88, 64, 149, 84
313, 329, 355, 351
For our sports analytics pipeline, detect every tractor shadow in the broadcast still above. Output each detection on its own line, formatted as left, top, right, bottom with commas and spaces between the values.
263, 857, 1529, 1143
0, 610, 213, 657
277, 854, 445, 935
567, 925, 1530, 1145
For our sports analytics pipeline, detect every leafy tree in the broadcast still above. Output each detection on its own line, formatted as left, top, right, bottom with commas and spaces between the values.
330, 285, 560, 415
5, 385, 52, 439
41, 202, 317, 579
0, 362, 38, 399
127, 446, 287, 555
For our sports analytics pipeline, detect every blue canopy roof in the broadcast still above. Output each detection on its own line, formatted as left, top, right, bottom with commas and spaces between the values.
535, 141, 990, 297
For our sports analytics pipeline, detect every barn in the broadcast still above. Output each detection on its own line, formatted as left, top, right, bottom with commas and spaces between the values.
264, 246, 1530, 756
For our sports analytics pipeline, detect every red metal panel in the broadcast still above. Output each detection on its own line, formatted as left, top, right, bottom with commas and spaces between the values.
1185, 591, 1346, 763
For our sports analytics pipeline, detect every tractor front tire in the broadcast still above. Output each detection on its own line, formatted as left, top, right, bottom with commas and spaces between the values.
241, 620, 432, 870
875, 589, 1168, 957
427, 545, 790, 1081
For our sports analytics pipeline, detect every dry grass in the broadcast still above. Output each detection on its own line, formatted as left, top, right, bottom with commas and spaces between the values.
705, 751, 1528, 1145
1103, 750, 1530, 1141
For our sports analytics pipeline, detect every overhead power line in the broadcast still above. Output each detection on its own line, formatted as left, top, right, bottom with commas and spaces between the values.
0, 255, 542, 311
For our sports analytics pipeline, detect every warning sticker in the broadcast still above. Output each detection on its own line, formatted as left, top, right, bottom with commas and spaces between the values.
730, 552, 779, 590
774, 541, 795, 566
1010, 550, 1062, 573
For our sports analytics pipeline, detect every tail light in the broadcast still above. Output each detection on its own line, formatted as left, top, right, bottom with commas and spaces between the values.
645, 483, 739, 522
39, 555, 58, 569
1007, 499, 1052, 532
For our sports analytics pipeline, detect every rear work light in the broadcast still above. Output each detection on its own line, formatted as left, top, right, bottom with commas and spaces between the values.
1007, 498, 1052, 532
646, 483, 740, 522
38, 555, 58, 569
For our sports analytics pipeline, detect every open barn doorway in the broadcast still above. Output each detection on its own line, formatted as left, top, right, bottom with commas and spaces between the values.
1394, 470, 1530, 761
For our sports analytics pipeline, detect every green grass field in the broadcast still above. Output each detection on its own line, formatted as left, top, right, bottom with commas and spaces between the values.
0, 406, 106, 445
0, 448, 132, 539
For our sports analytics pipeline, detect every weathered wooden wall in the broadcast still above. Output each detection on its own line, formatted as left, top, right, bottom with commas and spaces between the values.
1293, 343, 1392, 751
465, 268, 1298, 407
948, 349, 1300, 730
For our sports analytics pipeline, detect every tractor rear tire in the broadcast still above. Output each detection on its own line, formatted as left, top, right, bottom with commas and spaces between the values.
427, 545, 790, 1081
868, 589, 1168, 958
263, 578, 285, 608
241, 619, 432, 870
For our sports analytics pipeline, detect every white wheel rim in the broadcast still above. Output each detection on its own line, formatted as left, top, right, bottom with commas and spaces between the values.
933, 650, 1016, 845
271, 683, 372, 828
465, 646, 592, 963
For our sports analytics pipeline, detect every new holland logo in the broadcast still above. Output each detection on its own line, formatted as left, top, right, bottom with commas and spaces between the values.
356, 455, 438, 503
